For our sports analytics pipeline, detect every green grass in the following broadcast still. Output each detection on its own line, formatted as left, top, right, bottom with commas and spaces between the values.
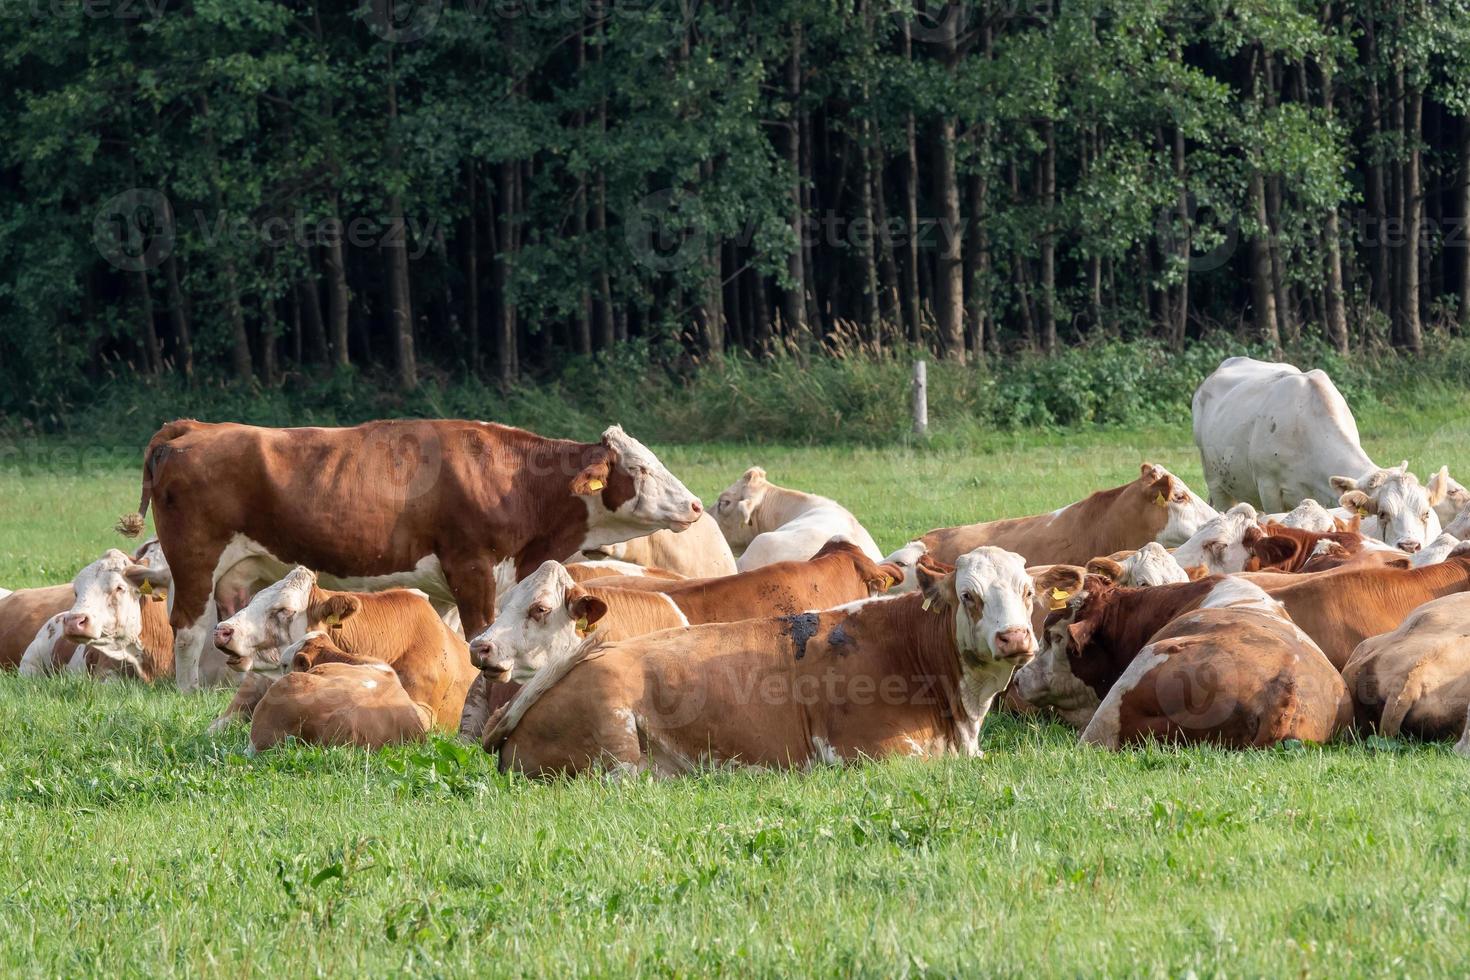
4, 402, 1470, 974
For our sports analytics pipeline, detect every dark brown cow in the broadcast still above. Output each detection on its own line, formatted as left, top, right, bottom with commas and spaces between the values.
118, 419, 701, 692
486, 547, 1040, 777
1243, 523, 1368, 573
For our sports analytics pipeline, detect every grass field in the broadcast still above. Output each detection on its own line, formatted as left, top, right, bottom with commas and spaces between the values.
4, 402, 1470, 975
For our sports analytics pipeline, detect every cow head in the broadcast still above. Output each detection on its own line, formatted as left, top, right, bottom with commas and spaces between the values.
1333, 462, 1443, 553
1446, 502, 1470, 541
61, 550, 169, 667
711, 466, 770, 548
468, 560, 599, 682
879, 540, 928, 592
1411, 532, 1463, 568
1171, 503, 1263, 574
574, 426, 702, 549
212, 567, 349, 672
916, 546, 1037, 666
1012, 581, 1113, 728
1086, 542, 1190, 586
1273, 499, 1337, 533
1138, 463, 1217, 547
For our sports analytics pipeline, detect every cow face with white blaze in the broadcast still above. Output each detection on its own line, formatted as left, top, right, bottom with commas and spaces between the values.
468, 561, 601, 682
575, 426, 703, 550
1334, 462, 1444, 554
917, 547, 1037, 665
1172, 502, 1263, 574
212, 566, 326, 672
711, 466, 769, 549
61, 549, 169, 665
1142, 463, 1218, 547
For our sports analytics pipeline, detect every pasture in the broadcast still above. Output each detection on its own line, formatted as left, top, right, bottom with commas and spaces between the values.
3, 403, 1470, 975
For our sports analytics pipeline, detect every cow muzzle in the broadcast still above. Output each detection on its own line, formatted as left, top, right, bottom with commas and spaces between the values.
62, 613, 99, 643
993, 627, 1035, 662
468, 636, 512, 679
1398, 539, 1423, 554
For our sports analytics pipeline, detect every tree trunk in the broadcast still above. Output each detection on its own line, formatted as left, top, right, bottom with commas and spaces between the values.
901, 24, 921, 344
464, 163, 481, 371
196, 94, 252, 383
162, 255, 193, 378
1248, 170, 1280, 345
932, 117, 965, 361
1319, 19, 1349, 353
297, 267, 330, 364
1399, 83, 1424, 351
494, 159, 518, 388
1459, 117, 1470, 334
134, 269, 161, 375
384, 50, 416, 391
1037, 119, 1058, 354
781, 24, 806, 337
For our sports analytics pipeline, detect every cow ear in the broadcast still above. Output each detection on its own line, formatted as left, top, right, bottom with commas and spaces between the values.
1145, 473, 1173, 507
1085, 556, 1126, 583
736, 498, 757, 527
1242, 523, 1265, 547
1184, 564, 1211, 581
123, 562, 169, 593
915, 564, 957, 612
1033, 564, 1086, 599
1066, 616, 1098, 654
1339, 489, 1371, 516
742, 466, 767, 485
1333, 514, 1361, 533
566, 588, 609, 629
1248, 535, 1298, 571
571, 454, 613, 496
1428, 466, 1450, 507
871, 562, 905, 593
1330, 474, 1359, 494
308, 594, 360, 627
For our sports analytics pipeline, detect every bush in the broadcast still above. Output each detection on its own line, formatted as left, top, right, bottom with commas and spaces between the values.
3, 335, 1467, 450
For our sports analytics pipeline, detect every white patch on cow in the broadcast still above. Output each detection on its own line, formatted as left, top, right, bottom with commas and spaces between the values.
1270, 498, 1338, 533
361, 679, 378, 690
1201, 576, 1283, 616
880, 541, 928, 592
1172, 503, 1260, 574
470, 560, 598, 681
817, 592, 906, 616
491, 557, 518, 612
808, 735, 842, 768
653, 593, 690, 627
18, 614, 67, 677
1118, 542, 1190, 586
1411, 533, 1462, 567
578, 426, 701, 552
0, 588, 11, 601
1081, 648, 1168, 749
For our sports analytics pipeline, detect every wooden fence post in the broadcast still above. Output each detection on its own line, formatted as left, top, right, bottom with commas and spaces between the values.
912, 359, 928, 437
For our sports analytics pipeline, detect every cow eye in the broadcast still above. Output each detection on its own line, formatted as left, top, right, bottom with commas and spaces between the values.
960, 590, 978, 606
528, 603, 550, 621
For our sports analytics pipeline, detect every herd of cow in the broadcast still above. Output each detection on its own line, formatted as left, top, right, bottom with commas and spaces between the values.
4, 355, 1470, 774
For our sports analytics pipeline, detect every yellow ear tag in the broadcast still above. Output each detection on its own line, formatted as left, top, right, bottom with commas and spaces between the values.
1154, 492, 1168, 508
879, 575, 893, 589
139, 581, 153, 596
921, 596, 933, 611
1049, 587, 1070, 611
324, 613, 341, 627
587, 479, 605, 492
1356, 506, 1369, 518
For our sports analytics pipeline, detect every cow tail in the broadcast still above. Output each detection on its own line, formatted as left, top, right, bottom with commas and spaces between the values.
482, 635, 608, 754
116, 419, 197, 538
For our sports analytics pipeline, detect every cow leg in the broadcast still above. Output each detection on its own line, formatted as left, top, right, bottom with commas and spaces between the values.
170, 598, 217, 694
441, 557, 497, 641
458, 674, 492, 742
208, 673, 274, 734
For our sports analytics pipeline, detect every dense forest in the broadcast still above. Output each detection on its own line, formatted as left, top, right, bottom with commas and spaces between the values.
3, 0, 1469, 415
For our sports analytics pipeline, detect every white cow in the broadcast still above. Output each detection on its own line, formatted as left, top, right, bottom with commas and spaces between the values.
1334, 463, 1446, 554
1170, 503, 1264, 575
573, 512, 736, 579
712, 466, 883, 572
1263, 499, 1342, 533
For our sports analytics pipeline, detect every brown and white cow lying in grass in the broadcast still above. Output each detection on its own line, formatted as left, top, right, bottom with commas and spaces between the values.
247, 633, 433, 753
1, 584, 74, 671
20, 547, 177, 682
1017, 575, 1349, 748
888, 463, 1216, 574
712, 466, 883, 571
210, 568, 476, 734
483, 547, 1039, 777
1341, 592, 1470, 739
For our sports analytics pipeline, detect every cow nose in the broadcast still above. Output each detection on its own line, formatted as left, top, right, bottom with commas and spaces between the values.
1399, 540, 1422, 554
213, 624, 235, 649
468, 636, 496, 671
62, 613, 94, 640
994, 627, 1034, 660
688, 499, 703, 516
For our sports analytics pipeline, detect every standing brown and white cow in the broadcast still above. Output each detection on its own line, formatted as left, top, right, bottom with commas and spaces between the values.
117, 419, 702, 691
